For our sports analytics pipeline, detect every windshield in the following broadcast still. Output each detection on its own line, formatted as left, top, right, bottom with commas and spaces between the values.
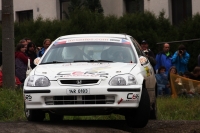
41, 38, 136, 64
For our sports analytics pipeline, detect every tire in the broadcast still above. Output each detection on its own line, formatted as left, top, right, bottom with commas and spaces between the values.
125, 87, 150, 128
49, 113, 63, 122
24, 103, 45, 122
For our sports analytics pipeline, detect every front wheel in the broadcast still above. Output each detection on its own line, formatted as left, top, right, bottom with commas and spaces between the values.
24, 103, 45, 122
125, 87, 150, 128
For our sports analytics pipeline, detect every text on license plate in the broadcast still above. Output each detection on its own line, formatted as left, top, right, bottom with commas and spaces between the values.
67, 88, 90, 94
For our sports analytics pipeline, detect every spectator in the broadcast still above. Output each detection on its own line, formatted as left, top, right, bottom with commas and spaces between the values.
15, 43, 31, 83
0, 66, 21, 88
190, 66, 200, 81
141, 40, 156, 71
26, 42, 37, 69
182, 71, 192, 79
38, 38, 51, 57
155, 66, 170, 96
23, 37, 32, 43
140, 40, 155, 58
168, 66, 178, 82
198, 54, 200, 67
168, 66, 185, 96
171, 44, 190, 75
155, 43, 172, 74
19, 39, 28, 49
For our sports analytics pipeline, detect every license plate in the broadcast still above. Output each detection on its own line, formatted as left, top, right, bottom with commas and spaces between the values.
67, 88, 90, 94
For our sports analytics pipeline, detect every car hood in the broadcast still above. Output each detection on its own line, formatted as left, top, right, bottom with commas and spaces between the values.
34, 63, 136, 80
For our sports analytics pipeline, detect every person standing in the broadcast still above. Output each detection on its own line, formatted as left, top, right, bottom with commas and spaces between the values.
26, 42, 37, 69
140, 40, 156, 72
15, 43, 31, 83
155, 43, 172, 74
140, 40, 155, 58
171, 44, 190, 75
38, 38, 51, 57
19, 39, 28, 50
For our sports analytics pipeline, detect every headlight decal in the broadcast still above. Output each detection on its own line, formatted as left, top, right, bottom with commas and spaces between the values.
110, 77, 126, 86
27, 75, 50, 87
109, 74, 137, 86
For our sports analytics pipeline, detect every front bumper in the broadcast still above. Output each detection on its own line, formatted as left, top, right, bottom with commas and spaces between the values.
24, 81, 142, 109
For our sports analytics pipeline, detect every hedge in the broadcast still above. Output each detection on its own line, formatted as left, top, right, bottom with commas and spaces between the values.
0, 10, 200, 71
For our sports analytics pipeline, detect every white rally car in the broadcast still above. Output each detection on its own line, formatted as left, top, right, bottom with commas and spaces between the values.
24, 34, 157, 128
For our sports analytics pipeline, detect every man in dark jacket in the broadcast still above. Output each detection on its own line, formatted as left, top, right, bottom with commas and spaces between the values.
155, 43, 172, 74
140, 40, 155, 58
141, 40, 156, 72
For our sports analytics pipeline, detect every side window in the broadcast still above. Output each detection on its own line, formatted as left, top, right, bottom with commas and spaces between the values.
130, 37, 144, 56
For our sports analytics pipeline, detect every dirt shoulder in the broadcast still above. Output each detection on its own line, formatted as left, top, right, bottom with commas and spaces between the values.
0, 120, 200, 133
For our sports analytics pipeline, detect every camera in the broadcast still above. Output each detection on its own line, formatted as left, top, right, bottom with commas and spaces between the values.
144, 51, 148, 55
179, 50, 183, 54
143, 50, 148, 55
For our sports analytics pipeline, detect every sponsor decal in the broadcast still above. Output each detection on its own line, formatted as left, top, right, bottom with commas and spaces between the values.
72, 71, 84, 76
65, 38, 110, 43
144, 66, 150, 77
54, 38, 131, 45
62, 63, 111, 67
25, 94, 32, 101
110, 39, 121, 42
118, 98, 123, 104
121, 39, 131, 44
54, 40, 66, 45
56, 70, 108, 78
126, 93, 139, 101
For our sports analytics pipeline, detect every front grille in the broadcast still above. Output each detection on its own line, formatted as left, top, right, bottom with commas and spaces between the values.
60, 79, 99, 84
45, 95, 115, 105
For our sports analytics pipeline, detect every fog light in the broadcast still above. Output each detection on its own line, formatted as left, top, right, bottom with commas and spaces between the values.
45, 97, 54, 105
105, 96, 115, 104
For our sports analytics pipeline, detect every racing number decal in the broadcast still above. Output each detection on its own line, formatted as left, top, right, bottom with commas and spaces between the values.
144, 66, 150, 77
25, 95, 32, 101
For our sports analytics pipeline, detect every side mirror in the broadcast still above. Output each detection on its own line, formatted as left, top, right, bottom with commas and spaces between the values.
34, 57, 41, 65
139, 56, 148, 65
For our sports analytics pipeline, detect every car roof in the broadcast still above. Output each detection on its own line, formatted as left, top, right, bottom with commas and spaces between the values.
58, 34, 131, 40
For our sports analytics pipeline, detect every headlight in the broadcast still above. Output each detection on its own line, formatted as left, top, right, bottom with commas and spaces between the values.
109, 74, 137, 86
27, 75, 50, 87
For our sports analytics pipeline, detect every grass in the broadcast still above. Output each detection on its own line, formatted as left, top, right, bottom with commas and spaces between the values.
0, 88, 24, 121
157, 96, 200, 120
0, 88, 200, 121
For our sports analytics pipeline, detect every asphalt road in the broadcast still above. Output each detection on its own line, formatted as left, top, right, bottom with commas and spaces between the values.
0, 120, 200, 133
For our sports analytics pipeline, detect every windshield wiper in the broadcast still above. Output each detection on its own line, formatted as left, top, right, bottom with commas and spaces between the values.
92, 60, 113, 62
73, 60, 113, 62
40, 61, 68, 64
